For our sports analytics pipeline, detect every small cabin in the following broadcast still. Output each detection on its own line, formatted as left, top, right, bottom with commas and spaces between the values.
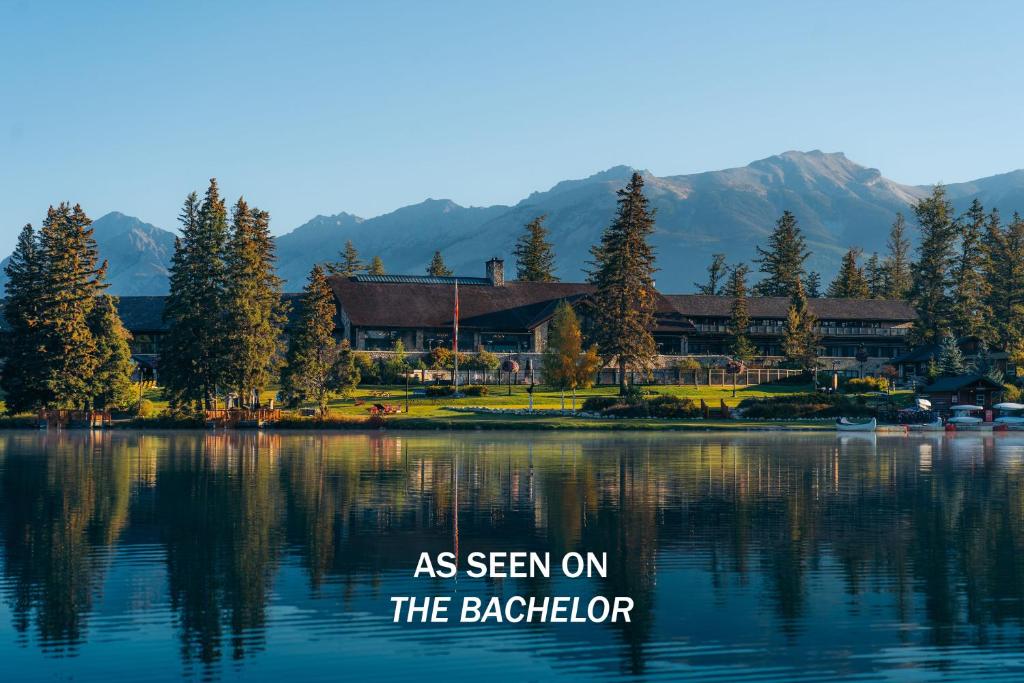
920, 374, 1005, 415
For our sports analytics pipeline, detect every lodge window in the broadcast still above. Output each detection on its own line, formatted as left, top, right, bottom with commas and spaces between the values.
364, 329, 403, 351
654, 335, 683, 355
480, 332, 531, 353
130, 333, 161, 355
424, 329, 475, 351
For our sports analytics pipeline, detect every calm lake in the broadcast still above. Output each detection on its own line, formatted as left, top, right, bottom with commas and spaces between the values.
1, 430, 1024, 682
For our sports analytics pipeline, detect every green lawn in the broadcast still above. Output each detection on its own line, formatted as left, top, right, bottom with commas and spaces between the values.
124, 381, 832, 430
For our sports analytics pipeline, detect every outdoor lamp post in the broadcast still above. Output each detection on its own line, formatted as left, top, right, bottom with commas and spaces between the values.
501, 358, 520, 397
725, 359, 745, 398
832, 359, 840, 392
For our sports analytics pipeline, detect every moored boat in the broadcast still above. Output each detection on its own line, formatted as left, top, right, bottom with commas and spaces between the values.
836, 417, 877, 432
993, 402, 1024, 425
948, 405, 984, 425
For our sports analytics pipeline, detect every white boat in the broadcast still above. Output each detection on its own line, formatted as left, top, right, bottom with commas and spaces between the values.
836, 417, 877, 432
949, 404, 984, 425
908, 418, 945, 431
994, 402, 1024, 425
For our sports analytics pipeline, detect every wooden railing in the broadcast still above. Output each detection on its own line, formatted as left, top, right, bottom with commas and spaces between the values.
38, 410, 111, 429
204, 408, 281, 427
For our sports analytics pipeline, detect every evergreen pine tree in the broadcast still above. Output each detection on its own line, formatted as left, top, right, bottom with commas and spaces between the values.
330, 339, 360, 398
327, 240, 364, 277
280, 265, 338, 416
426, 251, 453, 276
782, 280, 820, 371
983, 210, 1024, 349
883, 212, 913, 299
87, 294, 136, 410
804, 271, 822, 298
865, 252, 885, 298
224, 200, 288, 407
950, 198, 993, 340
753, 211, 810, 297
826, 248, 870, 298
513, 216, 558, 281
162, 180, 231, 409
587, 172, 658, 394
36, 203, 107, 408
541, 301, 601, 411
910, 185, 957, 344
936, 334, 965, 377
694, 253, 727, 295
0, 224, 47, 413
725, 264, 756, 361
368, 256, 386, 275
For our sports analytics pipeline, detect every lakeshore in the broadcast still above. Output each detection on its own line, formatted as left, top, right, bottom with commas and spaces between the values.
9, 382, 913, 432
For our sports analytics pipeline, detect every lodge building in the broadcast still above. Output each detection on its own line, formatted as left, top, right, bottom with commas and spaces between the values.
114, 259, 917, 373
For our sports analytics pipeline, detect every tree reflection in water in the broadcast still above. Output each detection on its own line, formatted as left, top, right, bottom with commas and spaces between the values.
0, 431, 1023, 679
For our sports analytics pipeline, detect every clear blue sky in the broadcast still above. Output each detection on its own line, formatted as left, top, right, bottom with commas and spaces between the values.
2, 0, 1023, 254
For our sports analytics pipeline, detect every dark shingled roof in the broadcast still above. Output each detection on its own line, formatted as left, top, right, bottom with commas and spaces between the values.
329, 277, 694, 333
923, 374, 1005, 393
665, 294, 916, 322
114, 296, 168, 332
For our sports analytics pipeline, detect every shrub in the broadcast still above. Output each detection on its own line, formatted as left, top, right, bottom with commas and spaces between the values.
1004, 384, 1022, 403
843, 376, 889, 393
767, 372, 814, 386
647, 395, 699, 418
738, 392, 876, 419
424, 384, 488, 397
582, 396, 618, 413
135, 398, 156, 418
354, 352, 381, 384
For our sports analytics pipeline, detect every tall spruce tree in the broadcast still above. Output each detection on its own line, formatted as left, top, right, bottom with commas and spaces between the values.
587, 172, 658, 394
86, 294, 136, 410
327, 240, 364, 277
224, 201, 288, 407
368, 255, 385, 275
753, 211, 810, 297
513, 216, 558, 282
827, 248, 870, 298
0, 224, 47, 413
162, 180, 231, 409
426, 251, 453, 276
725, 264, 756, 361
936, 333, 965, 377
883, 212, 913, 299
983, 210, 1024, 349
280, 265, 338, 416
695, 253, 727, 295
864, 253, 885, 298
782, 280, 820, 371
36, 203, 107, 408
910, 185, 957, 344
804, 271, 822, 298
951, 199, 993, 340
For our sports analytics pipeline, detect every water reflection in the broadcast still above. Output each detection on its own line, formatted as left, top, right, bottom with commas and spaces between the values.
0, 431, 1023, 681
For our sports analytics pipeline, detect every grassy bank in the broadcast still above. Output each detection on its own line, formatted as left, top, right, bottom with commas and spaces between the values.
11, 382, 888, 432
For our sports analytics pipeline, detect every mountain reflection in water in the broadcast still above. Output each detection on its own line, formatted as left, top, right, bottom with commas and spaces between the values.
1, 431, 1023, 682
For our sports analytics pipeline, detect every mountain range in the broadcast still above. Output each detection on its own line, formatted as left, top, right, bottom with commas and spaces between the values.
8, 150, 1024, 295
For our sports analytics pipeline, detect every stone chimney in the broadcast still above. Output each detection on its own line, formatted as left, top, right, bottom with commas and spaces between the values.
486, 257, 505, 287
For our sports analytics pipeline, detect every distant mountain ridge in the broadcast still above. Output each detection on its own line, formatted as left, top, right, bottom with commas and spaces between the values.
10, 151, 1024, 295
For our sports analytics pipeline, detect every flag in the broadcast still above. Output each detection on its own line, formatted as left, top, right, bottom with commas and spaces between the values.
453, 280, 460, 355
453, 281, 460, 390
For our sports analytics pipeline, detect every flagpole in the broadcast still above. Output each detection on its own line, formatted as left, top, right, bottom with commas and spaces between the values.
453, 280, 460, 395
